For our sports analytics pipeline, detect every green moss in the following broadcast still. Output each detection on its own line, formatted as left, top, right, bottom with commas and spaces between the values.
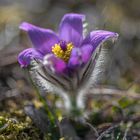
0, 111, 41, 140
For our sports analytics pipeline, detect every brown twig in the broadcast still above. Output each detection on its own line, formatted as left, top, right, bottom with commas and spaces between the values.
97, 123, 120, 140
88, 88, 140, 99
123, 122, 133, 140
85, 122, 99, 137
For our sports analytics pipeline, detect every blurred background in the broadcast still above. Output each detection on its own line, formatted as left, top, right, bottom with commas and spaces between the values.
0, 0, 140, 139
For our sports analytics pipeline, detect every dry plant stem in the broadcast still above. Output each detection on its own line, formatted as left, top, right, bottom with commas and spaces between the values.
125, 77, 140, 90
123, 122, 133, 140
111, 131, 115, 140
85, 122, 99, 137
88, 88, 140, 99
57, 120, 63, 138
97, 123, 120, 140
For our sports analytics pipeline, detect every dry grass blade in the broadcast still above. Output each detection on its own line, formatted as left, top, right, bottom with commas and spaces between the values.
97, 123, 120, 140
123, 122, 133, 140
88, 88, 140, 100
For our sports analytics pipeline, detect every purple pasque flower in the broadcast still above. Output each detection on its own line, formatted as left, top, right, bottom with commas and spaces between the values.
18, 13, 118, 92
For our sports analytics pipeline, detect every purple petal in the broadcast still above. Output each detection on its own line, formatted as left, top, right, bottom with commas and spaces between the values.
18, 48, 43, 67
20, 22, 59, 55
59, 13, 85, 47
43, 54, 66, 74
81, 44, 93, 63
68, 48, 81, 68
68, 44, 93, 68
83, 30, 119, 51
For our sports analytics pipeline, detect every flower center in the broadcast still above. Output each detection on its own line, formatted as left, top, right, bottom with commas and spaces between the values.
52, 42, 73, 62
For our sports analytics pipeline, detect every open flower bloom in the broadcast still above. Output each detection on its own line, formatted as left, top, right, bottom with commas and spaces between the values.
18, 13, 118, 109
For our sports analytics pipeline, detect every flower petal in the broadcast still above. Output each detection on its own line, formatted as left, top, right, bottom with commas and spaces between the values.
68, 48, 82, 68
83, 30, 119, 51
43, 54, 66, 74
81, 44, 93, 63
18, 48, 43, 67
68, 44, 93, 68
20, 22, 59, 55
59, 13, 85, 47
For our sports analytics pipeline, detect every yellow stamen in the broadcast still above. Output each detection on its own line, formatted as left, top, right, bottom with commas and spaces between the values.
52, 43, 73, 62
